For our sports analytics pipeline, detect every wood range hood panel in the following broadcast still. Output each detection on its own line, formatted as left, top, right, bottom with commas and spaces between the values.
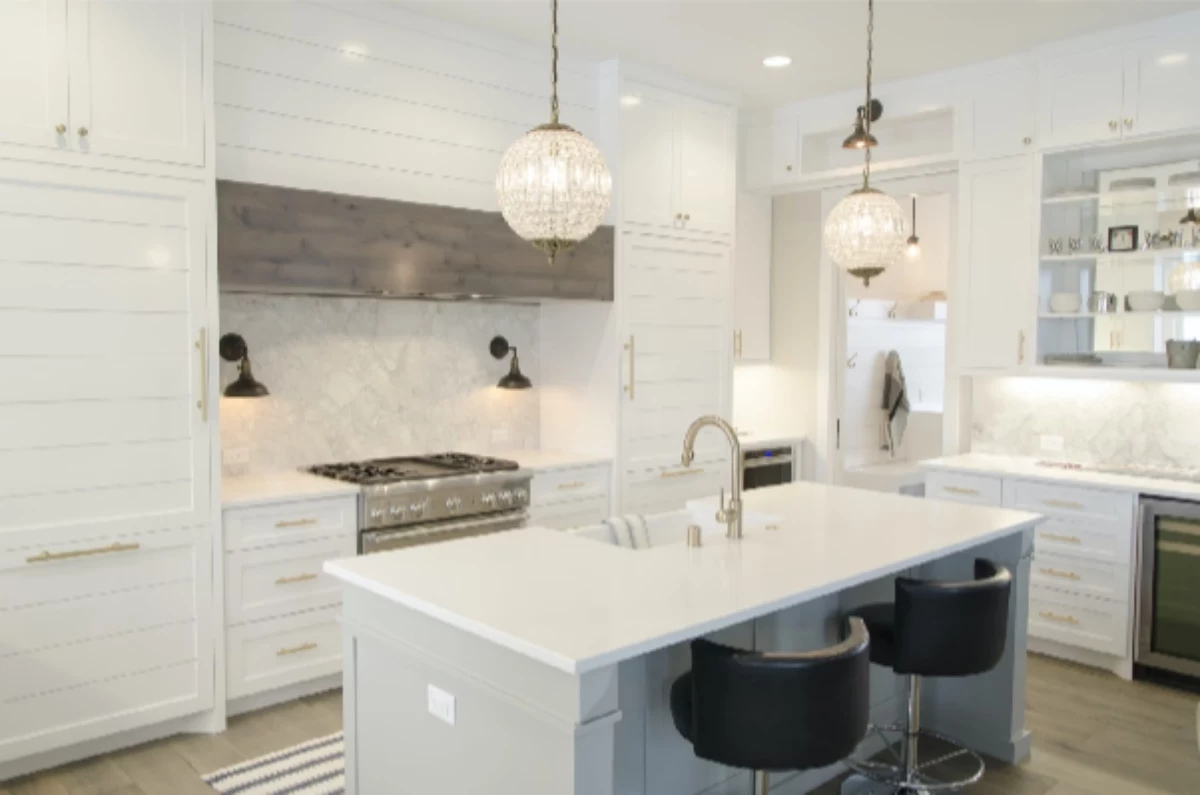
217, 181, 614, 302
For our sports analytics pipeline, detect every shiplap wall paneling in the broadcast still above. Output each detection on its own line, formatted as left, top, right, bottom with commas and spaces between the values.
213, 1, 599, 211
217, 180, 614, 301
0, 162, 212, 536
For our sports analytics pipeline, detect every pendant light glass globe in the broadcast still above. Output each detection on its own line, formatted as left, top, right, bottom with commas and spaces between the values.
1168, 258, 1200, 293
824, 188, 907, 286
496, 123, 612, 261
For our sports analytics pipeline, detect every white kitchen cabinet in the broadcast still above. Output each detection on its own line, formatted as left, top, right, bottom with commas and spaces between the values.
621, 82, 734, 236
734, 191, 771, 361
958, 58, 1037, 160
0, 523, 213, 764
1124, 34, 1200, 139
1038, 48, 1124, 149
0, 0, 68, 151
771, 118, 800, 185
527, 461, 612, 530
0, 0, 204, 168
0, 161, 213, 535
619, 232, 732, 511
958, 155, 1035, 372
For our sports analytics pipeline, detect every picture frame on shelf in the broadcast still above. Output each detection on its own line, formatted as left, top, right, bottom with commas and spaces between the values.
1108, 225, 1139, 253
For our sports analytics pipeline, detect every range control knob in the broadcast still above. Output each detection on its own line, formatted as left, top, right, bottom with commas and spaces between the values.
445, 496, 463, 512
514, 488, 528, 504
389, 505, 403, 517
409, 501, 425, 517
500, 490, 514, 505
482, 492, 497, 507
369, 507, 385, 520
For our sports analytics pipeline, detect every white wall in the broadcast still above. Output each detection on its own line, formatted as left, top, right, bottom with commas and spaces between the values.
732, 191, 822, 478
213, 1, 599, 211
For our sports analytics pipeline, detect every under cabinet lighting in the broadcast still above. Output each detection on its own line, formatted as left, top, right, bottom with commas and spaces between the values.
342, 44, 369, 60
620, 95, 642, 107
762, 55, 792, 68
1158, 52, 1189, 67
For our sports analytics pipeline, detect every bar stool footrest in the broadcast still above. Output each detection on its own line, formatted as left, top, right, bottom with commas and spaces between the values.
843, 723, 985, 793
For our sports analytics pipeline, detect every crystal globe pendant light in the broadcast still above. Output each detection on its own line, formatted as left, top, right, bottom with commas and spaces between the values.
823, 0, 906, 287
496, 0, 612, 263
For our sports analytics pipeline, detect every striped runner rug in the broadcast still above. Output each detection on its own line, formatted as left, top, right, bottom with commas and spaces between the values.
203, 732, 345, 795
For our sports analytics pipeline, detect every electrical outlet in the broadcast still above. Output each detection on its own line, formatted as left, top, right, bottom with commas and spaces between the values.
427, 684, 456, 726
223, 446, 250, 466
1039, 435, 1065, 453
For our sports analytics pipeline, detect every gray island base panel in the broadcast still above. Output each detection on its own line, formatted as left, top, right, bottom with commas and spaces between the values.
327, 482, 1039, 795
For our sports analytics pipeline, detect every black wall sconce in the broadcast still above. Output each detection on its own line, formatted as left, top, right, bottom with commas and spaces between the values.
219, 333, 269, 398
489, 336, 531, 390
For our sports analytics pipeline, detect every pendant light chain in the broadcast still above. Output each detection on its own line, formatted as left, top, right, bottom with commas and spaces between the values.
550, 0, 560, 125
862, 0, 874, 189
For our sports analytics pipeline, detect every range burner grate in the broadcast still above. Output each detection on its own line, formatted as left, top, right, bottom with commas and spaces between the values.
306, 452, 519, 485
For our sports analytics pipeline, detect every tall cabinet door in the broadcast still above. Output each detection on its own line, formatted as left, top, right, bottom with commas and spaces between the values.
620, 234, 731, 514
620, 92, 676, 231
67, 0, 204, 166
958, 156, 1034, 372
676, 105, 733, 235
0, 0, 68, 150
0, 162, 212, 537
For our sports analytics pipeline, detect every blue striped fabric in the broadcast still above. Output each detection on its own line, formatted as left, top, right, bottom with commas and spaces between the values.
203, 732, 345, 795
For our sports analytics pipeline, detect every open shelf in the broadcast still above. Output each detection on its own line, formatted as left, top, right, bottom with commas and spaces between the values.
1026, 365, 1200, 383
1041, 250, 1200, 264
1039, 310, 1200, 319
1042, 185, 1200, 207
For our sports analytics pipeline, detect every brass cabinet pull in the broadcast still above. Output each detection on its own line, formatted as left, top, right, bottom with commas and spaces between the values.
943, 486, 980, 496
662, 468, 704, 479
623, 336, 635, 400
1043, 499, 1085, 510
1042, 531, 1082, 544
557, 481, 586, 490
1038, 610, 1080, 625
275, 573, 318, 586
276, 641, 318, 657
1039, 567, 1081, 581
195, 327, 208, 422
26, 541, 140, 564
1018, 330, 1026, 365
275, 518, 318, 528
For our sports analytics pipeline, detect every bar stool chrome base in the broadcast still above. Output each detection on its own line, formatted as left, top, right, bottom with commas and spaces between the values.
841, 722, 985, 794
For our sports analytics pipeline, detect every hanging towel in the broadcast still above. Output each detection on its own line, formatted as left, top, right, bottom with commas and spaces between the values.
603, 515, 651, 549
604, 516, 635, 548
882, 350, 910, 456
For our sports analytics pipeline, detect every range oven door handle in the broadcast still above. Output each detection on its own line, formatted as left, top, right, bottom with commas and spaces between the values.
361, 512, 527, 554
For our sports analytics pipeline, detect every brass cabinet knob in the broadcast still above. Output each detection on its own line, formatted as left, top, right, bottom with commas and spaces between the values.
78, 126, 89, 137
675, 212, 682, 220
1108, 120, 1119, 131
785, 164, 793, 172
1124, 118, 1134, 128
683, 213, 690, 221
1023, 136, 1032, 145
55, 123, 66, 134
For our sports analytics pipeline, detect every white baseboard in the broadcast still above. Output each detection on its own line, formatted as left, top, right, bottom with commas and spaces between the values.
1029, 638, 1133, 680
226, 674, 343, 718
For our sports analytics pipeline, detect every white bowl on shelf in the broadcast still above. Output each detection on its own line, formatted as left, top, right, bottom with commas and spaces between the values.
1175, 290, 1200, 311
1127, 291, 1165, 312
1049, 293, 1082, 314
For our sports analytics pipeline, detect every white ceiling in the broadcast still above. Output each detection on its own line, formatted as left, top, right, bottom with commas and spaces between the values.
396, 0, 1200, 106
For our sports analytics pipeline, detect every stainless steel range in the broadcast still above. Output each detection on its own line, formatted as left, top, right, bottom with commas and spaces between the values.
306, 453, 531, 554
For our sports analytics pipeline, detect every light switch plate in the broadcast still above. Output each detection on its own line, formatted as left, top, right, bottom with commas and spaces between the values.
1039, 435, 1065, 453
427, 684, 456, 726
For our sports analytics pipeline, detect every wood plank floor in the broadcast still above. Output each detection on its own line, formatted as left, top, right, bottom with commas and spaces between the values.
3, 654, 1198, 794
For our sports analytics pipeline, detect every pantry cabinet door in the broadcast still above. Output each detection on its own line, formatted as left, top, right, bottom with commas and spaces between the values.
958, 156, 1035, 372
0, 0, 68, 151
620, 90, 676, 230
1124, 35, 1200, 138
67, 0, 204, 166
0, 162, 212, 537
676, 104, 734, 235
1038, 48, 1124, 149
734, 192, 771, 361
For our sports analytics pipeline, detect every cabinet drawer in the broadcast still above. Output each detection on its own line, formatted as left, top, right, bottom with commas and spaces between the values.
530, 495, 611, 530
1029, 586, 1129, 657
530, 464, 610, 506
925, 472, 1003, 506
1031, 551, 1131, 602
224, 496, 356, 551
1006, 480, 1133, 522
1034, 515, 1132, 564
227, 608, 342, 700
226, 537, 355, 626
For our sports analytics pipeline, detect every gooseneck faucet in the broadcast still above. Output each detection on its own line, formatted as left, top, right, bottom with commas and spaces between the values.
681, 415, 744, 539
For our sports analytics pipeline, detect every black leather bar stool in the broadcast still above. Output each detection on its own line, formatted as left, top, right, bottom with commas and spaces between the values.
845, 558, 1012, 794
669, 617, 870, 795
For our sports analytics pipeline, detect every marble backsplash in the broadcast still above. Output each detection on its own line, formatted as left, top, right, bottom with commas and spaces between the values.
219, 295, 540, 476
971, 377, 1200, 469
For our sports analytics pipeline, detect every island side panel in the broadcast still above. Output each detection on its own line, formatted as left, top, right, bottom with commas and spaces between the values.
339, 588, 621, 795
916, 525, 1036, 764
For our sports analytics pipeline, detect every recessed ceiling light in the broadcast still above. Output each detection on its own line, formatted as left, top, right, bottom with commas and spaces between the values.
619, 94, 642, 107
763, 55, 792, 69
342, 44, 369, 60
1158, 52, 1189, 67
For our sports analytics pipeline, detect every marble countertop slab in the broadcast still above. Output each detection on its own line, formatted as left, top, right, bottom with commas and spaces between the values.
923, 453, 1200, 500
223, 471, 361, 509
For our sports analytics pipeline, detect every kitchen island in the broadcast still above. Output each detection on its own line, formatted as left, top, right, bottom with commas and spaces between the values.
325, 481, 1041, 795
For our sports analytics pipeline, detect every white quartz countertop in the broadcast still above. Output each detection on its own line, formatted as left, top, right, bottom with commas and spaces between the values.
223, 471, 361, 508
325, 481, 1039, 675
923, 453, 1200, 501
489, 449, 611, 471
